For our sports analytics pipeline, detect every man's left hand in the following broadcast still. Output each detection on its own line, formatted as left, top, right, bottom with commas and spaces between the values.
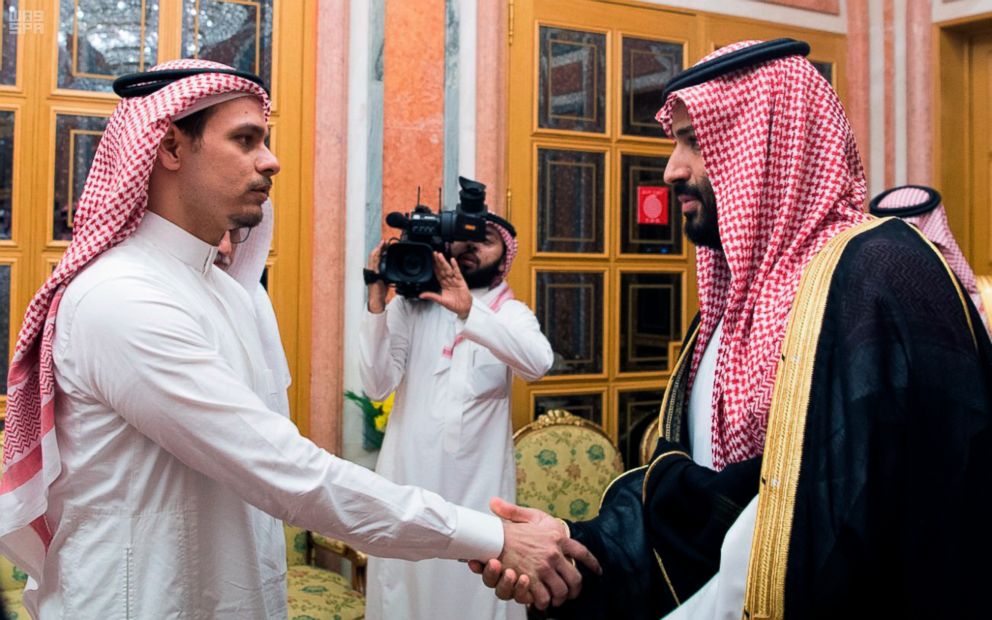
419, 252, 473, 320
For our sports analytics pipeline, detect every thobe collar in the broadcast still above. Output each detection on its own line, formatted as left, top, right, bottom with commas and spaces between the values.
470, 281, 510, 304
469, 286, 489, 300
133, 211, 219, 276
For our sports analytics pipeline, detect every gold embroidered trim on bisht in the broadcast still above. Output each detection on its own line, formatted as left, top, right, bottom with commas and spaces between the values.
660, 324, 700, 444
742, 218, 886, 620
641, 449, 690, 606
642, 450, 691, 501
654, 549, 681, 607
598, 465, 648, 508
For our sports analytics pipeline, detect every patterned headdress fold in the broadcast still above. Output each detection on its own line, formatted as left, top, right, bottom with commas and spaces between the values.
485, 214, 517, 289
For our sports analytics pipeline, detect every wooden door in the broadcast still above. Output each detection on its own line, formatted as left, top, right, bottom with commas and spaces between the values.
508, 0, 700, 469
968, 30, 992, 275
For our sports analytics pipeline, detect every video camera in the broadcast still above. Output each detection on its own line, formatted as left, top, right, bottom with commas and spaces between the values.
379, 176, 490, 298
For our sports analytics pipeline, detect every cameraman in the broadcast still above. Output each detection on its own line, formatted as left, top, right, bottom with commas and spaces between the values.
360, 213, 553, 620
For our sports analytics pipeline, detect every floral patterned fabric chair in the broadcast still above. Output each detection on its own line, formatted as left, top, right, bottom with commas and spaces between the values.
285, 525, 367, 620
513, 410, 624, 521
977, 275, 992, 325
0, 554, 28, 620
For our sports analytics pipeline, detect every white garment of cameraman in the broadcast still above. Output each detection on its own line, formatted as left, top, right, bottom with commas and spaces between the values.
360, 281, 554, 620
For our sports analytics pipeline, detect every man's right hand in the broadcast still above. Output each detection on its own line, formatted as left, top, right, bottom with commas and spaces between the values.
475, 497, 601, 610
366, 241, 387, 313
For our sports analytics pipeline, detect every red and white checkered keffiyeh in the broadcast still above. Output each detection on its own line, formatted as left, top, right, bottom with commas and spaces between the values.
0, 59, 270, 574
657, 41, 872, 469
873, 187, 988, 329
489, 221, 517, 289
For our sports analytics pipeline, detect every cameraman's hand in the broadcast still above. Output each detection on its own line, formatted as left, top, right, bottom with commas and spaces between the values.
367, 241, 388, 314
419, 252, 473, 320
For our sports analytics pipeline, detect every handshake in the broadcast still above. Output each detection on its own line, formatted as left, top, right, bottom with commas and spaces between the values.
469, 497, 601, 610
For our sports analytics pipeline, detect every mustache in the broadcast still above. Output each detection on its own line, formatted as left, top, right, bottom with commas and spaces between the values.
672, 180, 703, 201
248, 179, 273, 193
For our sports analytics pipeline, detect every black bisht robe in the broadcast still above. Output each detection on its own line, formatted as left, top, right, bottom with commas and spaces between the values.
554, 219, 992, 619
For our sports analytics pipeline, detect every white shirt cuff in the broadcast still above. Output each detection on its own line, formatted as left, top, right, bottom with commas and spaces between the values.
443, 506, 504, 561
364, 305, 388, 320
362, 306, 388, 335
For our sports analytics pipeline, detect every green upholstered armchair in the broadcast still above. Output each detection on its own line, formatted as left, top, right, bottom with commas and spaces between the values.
977, 275, 992, 324
0, 553, 28, 620
513, 410, 624, 521
285, 525, 367, 620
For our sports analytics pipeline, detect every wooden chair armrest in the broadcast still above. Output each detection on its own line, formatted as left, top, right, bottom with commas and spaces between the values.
311, 533, 367, 594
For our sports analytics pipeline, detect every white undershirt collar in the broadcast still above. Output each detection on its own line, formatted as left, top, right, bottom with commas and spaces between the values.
687, 318, 724, 469
134, 211, 219, 276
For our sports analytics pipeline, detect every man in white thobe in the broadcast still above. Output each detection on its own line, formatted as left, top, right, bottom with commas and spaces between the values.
360, 211, 554, 620
0, 61, 597, 619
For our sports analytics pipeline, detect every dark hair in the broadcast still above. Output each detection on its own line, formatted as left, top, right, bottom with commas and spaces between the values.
172, 105, 218, 143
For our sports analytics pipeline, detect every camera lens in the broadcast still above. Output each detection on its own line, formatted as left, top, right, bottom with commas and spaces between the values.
401, 252, 425, 276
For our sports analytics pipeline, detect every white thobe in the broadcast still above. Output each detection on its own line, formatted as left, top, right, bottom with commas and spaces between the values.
664, 319, 758, 620
359, 285, 553, 620
34, 213, 503, 619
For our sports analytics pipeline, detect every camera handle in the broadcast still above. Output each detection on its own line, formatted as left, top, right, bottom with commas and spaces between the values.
363, 268, 384, 286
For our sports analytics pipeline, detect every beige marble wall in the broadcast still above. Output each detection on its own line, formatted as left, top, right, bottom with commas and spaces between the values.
382, 0, 446, 234
475, 0, 508, 216
310, 0, 350, 453
908, 0, 933, 184
847, 0, 872, 187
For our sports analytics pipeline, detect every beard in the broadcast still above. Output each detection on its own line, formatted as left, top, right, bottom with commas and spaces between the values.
231, 208, 263, 230
459, 257, 503, 289
673, 177, 721, 250
231, 185, 269, 230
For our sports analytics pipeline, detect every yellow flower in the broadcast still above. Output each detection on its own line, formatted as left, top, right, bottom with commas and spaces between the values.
368, 392, 395, 433
374, 412, 389, 432
372, 392, 395, 416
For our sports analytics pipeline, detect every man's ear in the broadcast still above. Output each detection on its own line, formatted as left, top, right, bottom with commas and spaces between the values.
158, 125, 184, 171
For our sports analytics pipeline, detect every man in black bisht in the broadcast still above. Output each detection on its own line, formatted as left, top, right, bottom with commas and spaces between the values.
473, 39, 992, 619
